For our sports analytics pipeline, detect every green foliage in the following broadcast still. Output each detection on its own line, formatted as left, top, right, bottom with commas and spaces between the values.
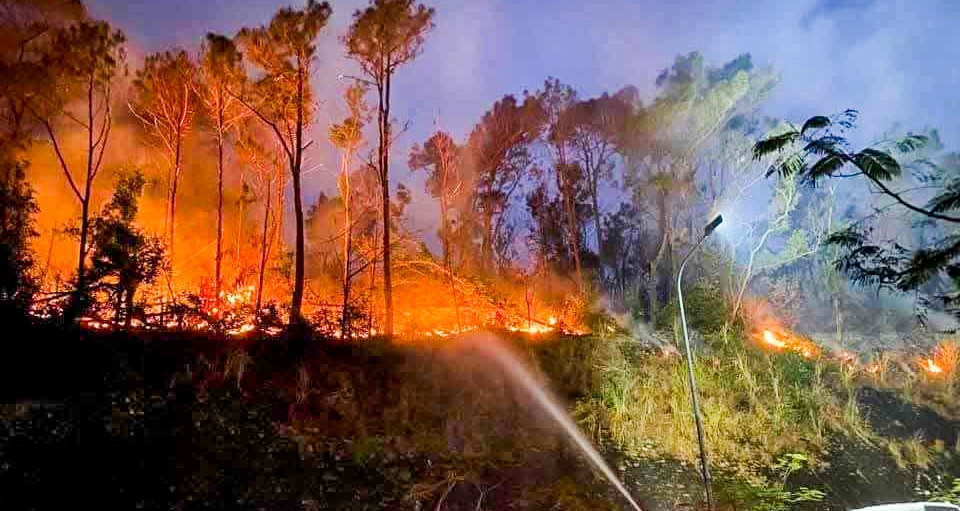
656, 282, 728, 336
0, 156, 37, 315
345, 0, 435, 80
352, 435, 386, 467
753, 110, 960, 314
772, 352, 815, 387
716, 453, 826, 511
918, 476, 960, 504
43, 20, 127, 98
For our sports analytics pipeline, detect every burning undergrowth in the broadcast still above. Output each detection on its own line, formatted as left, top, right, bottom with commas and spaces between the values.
27, 258, 591, 343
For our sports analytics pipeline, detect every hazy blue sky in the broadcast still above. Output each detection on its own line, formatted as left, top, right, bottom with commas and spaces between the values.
85, 0, 960, 237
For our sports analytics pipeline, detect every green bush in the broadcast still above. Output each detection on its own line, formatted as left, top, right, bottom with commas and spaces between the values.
715, 454, 826, 511
773, 352, 816, 387
656, 282, 729, 336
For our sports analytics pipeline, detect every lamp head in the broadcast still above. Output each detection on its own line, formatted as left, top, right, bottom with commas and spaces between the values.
704, 214, 723, 237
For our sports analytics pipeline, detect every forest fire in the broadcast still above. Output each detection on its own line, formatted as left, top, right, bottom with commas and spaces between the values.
916, 342, 959, 377
919, 358, 944, 375
762, 329, 787, 349
753, 326, 821, 359
30, 274, 589, 341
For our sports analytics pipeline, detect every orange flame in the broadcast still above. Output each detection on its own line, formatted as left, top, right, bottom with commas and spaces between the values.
916, 342, 959, 377
762, 330, 787, 349
919, 358, 944, 374
753, 327, 820, 359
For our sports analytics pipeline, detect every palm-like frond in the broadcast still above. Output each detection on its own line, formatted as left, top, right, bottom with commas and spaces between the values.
807, 153, 846, 182
800, 115, 830, 136
753, 130, 799, 160
835, 109, 859, 130
927, 182, 960, 213
906, 158, 942, 183
803, 136, 845, 157
766, 151, 806, 178
826, 227, 867, 249
893, 134, 929, 154
900, 237, 960, 290
852, 148, 901, 181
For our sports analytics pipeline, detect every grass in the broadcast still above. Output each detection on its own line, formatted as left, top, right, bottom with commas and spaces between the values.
533, 327, 888, 496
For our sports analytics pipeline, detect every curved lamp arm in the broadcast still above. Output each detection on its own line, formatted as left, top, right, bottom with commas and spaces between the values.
676, 214, 721, 511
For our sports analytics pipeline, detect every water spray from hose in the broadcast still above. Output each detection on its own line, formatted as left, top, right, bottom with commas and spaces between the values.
464, 333, 645, 511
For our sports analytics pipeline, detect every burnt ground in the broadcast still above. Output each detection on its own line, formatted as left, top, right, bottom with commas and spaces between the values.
857, 387, 960, 443
0, 326, 626, 510
789, 387, 960, 511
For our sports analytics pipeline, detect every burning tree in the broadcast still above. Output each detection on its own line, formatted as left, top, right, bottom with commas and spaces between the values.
234, 0, 332, 325
235, 123, 285, 316
0, 0, 87, 318
344, 0, 436, 337
129, 49, 199, 292
30, 20, 126, 318
329, 83, 369, 339
196, 33, 247, 305
409, 130, 466, 327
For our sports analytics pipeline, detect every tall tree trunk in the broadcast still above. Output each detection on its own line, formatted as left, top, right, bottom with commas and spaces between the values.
368, 247, 377, 335
564, 187, 584, 290
169, 133, 182, 290
592, 185, 603, 281
653, 191, 671, 309
340, 149, 354, 339
77, 194, 90, 288
555, 154, 583, 291
289, 64, 306, 324
341, 229, 353, 338
481, 209, 493, 272
236, 175, 245, 282
71, 77, 96, 320
124, 284, 135, 328
380, 72, 394, 337
215, 101, 224, 306
256, 175, 272, 315
439, 193, 461, 330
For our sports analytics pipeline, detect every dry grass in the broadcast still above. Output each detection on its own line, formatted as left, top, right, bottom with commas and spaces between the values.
566, 334, 867, 479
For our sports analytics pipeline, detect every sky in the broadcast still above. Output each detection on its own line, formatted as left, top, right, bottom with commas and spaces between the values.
85, 0, 960, 241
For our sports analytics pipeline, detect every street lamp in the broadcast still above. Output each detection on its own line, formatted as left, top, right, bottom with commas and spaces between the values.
677, 213, 722, 511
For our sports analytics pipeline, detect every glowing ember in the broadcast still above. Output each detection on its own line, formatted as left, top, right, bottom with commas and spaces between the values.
548, 316, 557, 326
227, 323, 256, 336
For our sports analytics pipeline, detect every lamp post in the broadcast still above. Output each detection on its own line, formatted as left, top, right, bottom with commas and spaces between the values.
677, 214, 722, 511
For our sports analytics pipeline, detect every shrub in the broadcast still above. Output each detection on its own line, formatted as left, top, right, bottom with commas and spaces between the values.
656, 282, 729, 337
